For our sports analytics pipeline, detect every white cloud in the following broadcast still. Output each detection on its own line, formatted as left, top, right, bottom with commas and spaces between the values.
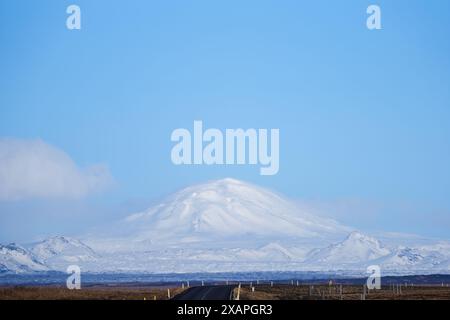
0, 138, 115, 201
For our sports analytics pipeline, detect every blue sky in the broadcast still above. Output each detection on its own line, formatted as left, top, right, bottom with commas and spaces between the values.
1, 0, 450, 242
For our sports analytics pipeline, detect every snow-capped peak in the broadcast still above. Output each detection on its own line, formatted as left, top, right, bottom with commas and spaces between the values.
306, 231, 391, 265
30, 236, 98, 270
111, 178, 350, 246
2, 243, 29, 255
2, 179, 450, 275
0, 243, 48, 273
345, 231, 380, 244
213, 177, 243, 185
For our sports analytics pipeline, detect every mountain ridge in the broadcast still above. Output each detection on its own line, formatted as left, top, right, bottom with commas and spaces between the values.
1, 179, 449, 275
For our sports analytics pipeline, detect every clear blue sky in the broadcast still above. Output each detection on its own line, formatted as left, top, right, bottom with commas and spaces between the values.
1, 0, 450, 242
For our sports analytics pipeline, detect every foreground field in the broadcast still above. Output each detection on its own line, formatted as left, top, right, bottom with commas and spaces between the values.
237, 284, 450, 300
1, 283, 450, 300
0, 285, 185, 300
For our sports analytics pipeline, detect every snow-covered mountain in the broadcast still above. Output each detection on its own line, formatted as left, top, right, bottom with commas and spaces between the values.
305, 231, 391, 266
301, 233, 450, 273
1, 178, 449, 275
97, 178, 349, 247
30, 236, 98, 271
372, 243, 450, 271
0, 243, 48, 273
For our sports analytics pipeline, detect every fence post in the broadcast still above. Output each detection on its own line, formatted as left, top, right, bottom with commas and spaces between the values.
235, 283, 241, 301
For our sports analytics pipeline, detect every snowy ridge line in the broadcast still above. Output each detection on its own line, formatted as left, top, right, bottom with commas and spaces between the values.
1, 179, 449, 274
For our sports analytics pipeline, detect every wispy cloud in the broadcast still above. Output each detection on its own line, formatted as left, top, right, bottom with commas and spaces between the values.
0, 138, 115, 201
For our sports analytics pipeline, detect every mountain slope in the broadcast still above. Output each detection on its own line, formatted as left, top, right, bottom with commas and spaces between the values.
305, 231, 391, 266
374, 243, 450, 271
0, 243, 48, 273
30, 236, 98, 271
1, 179, 449, 274
95, 178, 350, 249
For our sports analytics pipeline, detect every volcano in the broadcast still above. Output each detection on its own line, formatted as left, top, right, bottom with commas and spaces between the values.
109, 178, 350, 246
1, 179, 450, 274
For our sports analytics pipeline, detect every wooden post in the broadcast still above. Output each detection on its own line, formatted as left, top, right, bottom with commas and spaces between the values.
182, 283, 185, 289
270, 281, 273, 287
339, 284, 343, 300
187, 281, 190, 288
167, 288, 171, 299
235, 283, 241, 301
